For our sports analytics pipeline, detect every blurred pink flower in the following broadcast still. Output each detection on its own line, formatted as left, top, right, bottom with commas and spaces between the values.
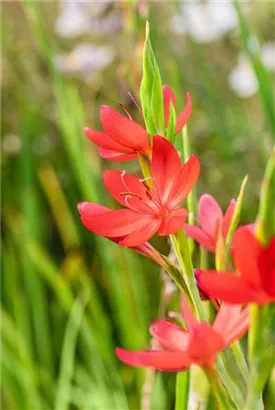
116, 295, 249, 371
184, 194, 236, 253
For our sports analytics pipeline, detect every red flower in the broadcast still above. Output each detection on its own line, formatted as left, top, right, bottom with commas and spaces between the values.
163, 85, 192, 134
78, 135, 200, 247
78, 203, 167, 267
184, 194, 236, 253
84, 86, 192, 161
116, 296, 249, 371
84, 105, 151, 162
196, 228, 275, 305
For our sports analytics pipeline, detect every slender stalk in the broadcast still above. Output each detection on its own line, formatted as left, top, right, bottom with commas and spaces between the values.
244, 305, 264, 410
175, 371, 190, 410
200, 247, 208, 270
217, 355, 245, 409
206, 367, 234, 410
161, 255, 193, 305
170, 231, 206, 321
182, 127, 197, 226
230, 342, 249, 381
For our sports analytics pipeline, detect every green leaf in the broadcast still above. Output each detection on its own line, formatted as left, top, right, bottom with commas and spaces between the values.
225, 174, 248, 255
140, 22, 164, 138
54, 292, 89, 410
165, 102, 177, 143
175, 370, 190, 410
255, 145, 275, 245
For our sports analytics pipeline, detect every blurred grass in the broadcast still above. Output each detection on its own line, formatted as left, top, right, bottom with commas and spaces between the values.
1, 1, 275, 409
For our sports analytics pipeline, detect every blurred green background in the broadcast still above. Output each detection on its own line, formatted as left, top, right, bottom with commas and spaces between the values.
1, 1, 275, 409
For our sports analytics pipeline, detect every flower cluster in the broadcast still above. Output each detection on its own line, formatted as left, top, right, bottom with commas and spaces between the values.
78, 81, 275, 408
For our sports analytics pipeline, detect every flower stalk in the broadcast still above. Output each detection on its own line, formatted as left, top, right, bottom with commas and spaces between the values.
170, 230, 206, 321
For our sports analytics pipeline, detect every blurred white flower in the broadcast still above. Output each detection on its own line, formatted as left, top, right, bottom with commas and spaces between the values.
171, 1, 238, 43
2, 134, 22, 155
261, 42, 275, 72
228, 39, 275, 98
55, 2, 90, 38
55, 0, 121, 38
228, 53, 258, 98
54, 43, 115, 76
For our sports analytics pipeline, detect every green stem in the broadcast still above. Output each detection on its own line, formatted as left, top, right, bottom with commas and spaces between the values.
217, 356, 245, 409
231, 342, 249, 381
170, 231, 206, 321
206, 367, 233, 410
161, 256, 193, 305
200, 247, 208, 270
182, 127, 197, 226
175, 370, 190, 410
244, 305, 264, 410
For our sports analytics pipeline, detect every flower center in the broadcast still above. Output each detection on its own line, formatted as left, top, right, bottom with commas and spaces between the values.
119, 171, 163, 213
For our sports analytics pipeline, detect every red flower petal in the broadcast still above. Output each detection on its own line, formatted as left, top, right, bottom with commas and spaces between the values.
99, 147, 137, 161
163, 85, 177, 127
222, 199, 236, 239
213, 304, 249, 345
260, 237, 275, 297
175, 92, 192, 135
100, 106, 150, 153
150, 320, 190, 351
196, 270, 259, 303
119, 218, 161, 247
213, 304, 243, 336
115, 348, 191, 371
223, 312, 250, 346
199, 194, 223, 241
184, 224, 215, 253
151, 136, 182, 204
84, 128, 130, 152
168, 155, 200, 208
158, 208, 188, 236
78, 202, 110, 216
103, 170, 150, 210
80, 208, 148, 237
232, 228, 262, 289
188, 323, 224, 361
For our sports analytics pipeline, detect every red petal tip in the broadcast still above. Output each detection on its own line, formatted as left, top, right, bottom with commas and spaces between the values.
77, 202, 88, 214
99, 105, 110, 114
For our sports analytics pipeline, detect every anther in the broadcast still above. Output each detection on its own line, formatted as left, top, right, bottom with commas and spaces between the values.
127, 92, 143, 115
120, 191, 142, 200
120, 171, 131, 192
139, 176, 154, 191
119, 103, 133, 120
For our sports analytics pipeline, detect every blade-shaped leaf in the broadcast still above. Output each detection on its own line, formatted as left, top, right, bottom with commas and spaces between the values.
140, 22, 164, 138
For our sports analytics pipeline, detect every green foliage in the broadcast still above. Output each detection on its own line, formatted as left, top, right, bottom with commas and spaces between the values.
255, 146, 275, 244
225, 175, 249, 254
165, 102, 177, 143
140, 22, 165, 138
